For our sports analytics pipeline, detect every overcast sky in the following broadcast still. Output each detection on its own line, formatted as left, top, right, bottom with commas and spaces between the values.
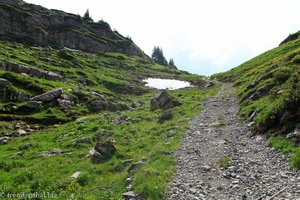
24, 0, 300, 75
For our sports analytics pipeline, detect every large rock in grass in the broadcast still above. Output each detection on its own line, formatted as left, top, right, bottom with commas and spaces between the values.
30, 88, 63, 102
287, 128, 300, 144
150, 90, 181, 111
90, 141, 116, 164
88, 95, 111, 112
0, 78, 12, 88
249, 84, 274, 100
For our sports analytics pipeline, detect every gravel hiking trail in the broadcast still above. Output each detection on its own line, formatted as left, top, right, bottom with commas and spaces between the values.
167, 83, 300, 200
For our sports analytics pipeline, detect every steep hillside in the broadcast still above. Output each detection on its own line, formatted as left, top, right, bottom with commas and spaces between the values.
213, 32, 300, 167
0, 0, 144, 56
0, 1, 218, 199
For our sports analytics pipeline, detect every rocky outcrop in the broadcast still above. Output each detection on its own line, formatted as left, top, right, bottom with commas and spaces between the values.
0, 78, 29, 101
0, 78, 11, 88
0, 1, 145, 56
279, 31, 300, 46
0, 61, 63, 81
150, 90, 181, 111
249, 84, 274, 100
30, 88, 62, 102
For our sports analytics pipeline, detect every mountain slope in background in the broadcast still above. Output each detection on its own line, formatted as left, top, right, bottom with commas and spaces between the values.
0, 0, 144, 56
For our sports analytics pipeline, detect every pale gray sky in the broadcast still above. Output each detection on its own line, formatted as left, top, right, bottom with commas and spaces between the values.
24, 0, 300, 75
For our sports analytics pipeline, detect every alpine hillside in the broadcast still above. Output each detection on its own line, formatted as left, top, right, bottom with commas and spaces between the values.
0, 0, 218, 199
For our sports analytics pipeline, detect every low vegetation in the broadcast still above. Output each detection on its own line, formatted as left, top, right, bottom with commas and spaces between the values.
217, 155, 231, 169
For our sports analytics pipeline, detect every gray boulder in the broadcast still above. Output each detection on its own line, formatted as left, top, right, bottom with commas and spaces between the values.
89, 96, 110, 112
30, 88, 63, 102
128, 161, 145, 172
122, 191, 139, 200
150, 98, 160, 111
46, 71, 63, 81
25, 101, 42, 109
14, 129, 27, 137
0, 78, 12, 88
150, 90, 181, 111
90, 141, 116, 163
57, 98, 74, 109
0, 136, 10, 145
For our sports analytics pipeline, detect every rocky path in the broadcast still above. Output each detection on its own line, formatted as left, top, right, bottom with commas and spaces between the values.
167, 83, 300, 200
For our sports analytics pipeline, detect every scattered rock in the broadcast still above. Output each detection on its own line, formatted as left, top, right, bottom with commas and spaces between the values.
57, 98, 74, 109
249, 84, 274, 100
112, 116, 131, 124
150, 90, 181, 111
286, 128, 300, 143
70, 171, 81, 179
70, 136, 92, 146
90, 141, 116, 163
0, 136, 10, 145
249, 110, 257, 121
30, 88, 63, 102
40, 148, 62, 157
0, 78, 12, 88
10, 150, 25, 158
88, 96, 110, 112
131, 101, 144, 108
14, 129, 27, 137
247, 122, 255, 127
25, 101, 42, 109
128, 161, 145, 172
122, 191, 139, 200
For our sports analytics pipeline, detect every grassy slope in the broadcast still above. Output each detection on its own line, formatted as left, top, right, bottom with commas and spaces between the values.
0, 41, 218, 199
213, 37, 300, 168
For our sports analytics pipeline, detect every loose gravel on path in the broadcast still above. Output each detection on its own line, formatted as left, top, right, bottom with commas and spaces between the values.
167, 83, 300, 200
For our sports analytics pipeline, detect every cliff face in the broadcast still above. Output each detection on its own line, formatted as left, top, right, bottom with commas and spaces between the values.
0, 0, 145, 56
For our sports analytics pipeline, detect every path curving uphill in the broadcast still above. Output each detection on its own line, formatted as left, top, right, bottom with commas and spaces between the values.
167, 83, 300, 200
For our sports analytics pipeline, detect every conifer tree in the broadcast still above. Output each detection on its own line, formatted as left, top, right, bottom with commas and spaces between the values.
169, 58, 177, 69
83, 9, 91, 20
151, 46, 168, 66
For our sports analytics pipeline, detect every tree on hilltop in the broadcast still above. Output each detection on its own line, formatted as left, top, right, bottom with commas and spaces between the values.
169, 58, 177, 69
83, 9, 91, 20
151, 46, 168, 66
